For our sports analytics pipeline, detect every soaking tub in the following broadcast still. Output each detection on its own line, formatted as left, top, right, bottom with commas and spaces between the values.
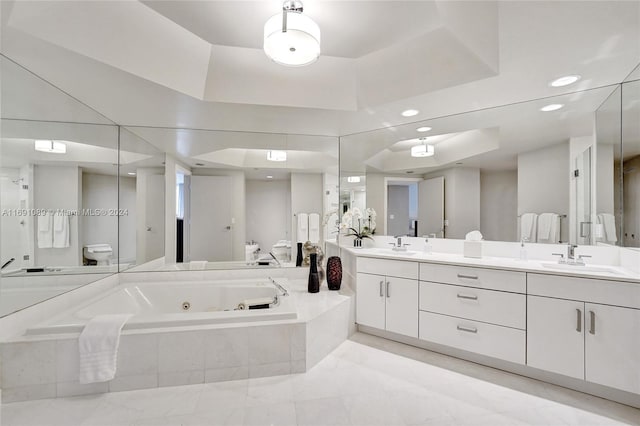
26, 277, 297, 335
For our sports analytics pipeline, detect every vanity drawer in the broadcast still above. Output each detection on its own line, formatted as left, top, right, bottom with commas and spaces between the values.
357, 257, 418, 280
419, 311, 525, 365
420, 263, 526, 293
419, 282, 526, 329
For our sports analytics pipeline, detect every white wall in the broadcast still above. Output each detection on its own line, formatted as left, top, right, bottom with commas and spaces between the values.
136, 167, 165, 264
365, 173, 390, 235
246, 179, 291, 252
82, 173, 133, 263
34, 165, 81, 266
480, 170, 517, 242
623, 155, 640, 247
597, 142, 615, 215
425, 167, 481, 239
291, 173, 323, 243
518, 143, 570, 242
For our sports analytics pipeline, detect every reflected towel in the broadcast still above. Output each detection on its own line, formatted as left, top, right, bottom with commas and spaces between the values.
308, 213, 320, 244
520, 213, 538, 242
297, 213, 309, 243
79, 314, 132, 384
52, 214, 70, 248
537, 213, 560, 243
598, 213, 617, 243
37, 213, 53, 249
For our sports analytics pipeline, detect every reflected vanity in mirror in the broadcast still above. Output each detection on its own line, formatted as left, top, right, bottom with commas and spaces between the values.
122, 127, 339, 272
340, 80, 639, 248
0, 56, 120, 316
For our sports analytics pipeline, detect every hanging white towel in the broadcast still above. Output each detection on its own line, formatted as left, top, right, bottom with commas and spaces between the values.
598, 213, 618, 243
297, 213, 309, 243
37, 213, 53, 248
537, 213, 560, 243
520, 213, 538, 242
79, 314, 132, 384
52, 214, 70, 248
308, 213, 320, 244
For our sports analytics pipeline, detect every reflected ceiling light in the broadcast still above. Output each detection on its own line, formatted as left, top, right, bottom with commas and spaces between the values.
264, 0, 321, 67
411, 139, 435, 157
347, 176, 361, 183
401, 109, 420, 117
34, 140, 66, 154
540, 103, 564, 112
267, 150, 287, 161
127, 172, 136, 176
266, 175, 274, 179
416, 126, 432, 132
549, 75, 581, 87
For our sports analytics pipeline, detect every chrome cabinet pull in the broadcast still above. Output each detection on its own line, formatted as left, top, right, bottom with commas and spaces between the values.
379, 281, 384, 297
457, 274, 478, 280
457, 293, 478, 300
457, 325, 478, 333
589, 311, 596, 335
386, 281, 390, 298
576, 308, 582, 332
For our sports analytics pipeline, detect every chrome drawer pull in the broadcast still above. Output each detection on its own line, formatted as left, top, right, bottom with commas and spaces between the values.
386, 281, 390, 298
379, 281, 384, 297
589, 310, 596, 335
457, 293, 478, 300
457, 325, 478, 333
457, 274, 478, 280
576, 308, 582, 332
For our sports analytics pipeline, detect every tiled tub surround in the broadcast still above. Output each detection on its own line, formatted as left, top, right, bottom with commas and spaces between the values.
333, 240, 640, 409
0, 270, 352, 402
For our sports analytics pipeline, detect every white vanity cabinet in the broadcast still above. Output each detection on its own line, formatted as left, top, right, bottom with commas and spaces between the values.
418, 263, 527, 364
527, 274, 640, 395
356, 257, 419, 338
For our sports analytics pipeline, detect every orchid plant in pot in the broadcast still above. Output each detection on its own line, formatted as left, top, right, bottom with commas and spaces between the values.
341, 207, 377, 247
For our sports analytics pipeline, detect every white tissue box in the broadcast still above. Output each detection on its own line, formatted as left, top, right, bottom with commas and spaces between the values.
463, 241, 482, 258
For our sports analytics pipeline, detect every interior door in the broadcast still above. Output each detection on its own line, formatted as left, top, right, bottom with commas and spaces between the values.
585, 303, 640, 394
189, 176, 233, 261
418, 176, 445, 237
144, 174, 165, 262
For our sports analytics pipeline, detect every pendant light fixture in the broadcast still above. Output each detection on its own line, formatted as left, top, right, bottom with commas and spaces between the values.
34, 140, 66, 154
411, 138, 435, 157
264, 0, 321, 67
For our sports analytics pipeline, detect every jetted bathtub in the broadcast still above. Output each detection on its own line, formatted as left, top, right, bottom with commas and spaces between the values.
26, 278, 297, 335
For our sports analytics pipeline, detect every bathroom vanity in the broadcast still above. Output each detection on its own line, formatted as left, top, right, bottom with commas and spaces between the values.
345, 245, 640, 407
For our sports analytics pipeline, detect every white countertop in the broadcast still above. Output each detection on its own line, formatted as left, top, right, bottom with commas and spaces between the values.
338, 245, 640, 284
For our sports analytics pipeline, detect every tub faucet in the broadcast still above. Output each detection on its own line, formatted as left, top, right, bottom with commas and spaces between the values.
1, 258, 15, 270
268, 252, 282, 267
268, 277, 289, 297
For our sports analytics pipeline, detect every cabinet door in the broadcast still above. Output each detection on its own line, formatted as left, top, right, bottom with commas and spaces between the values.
585, 303, 640, 394
527, 296, 584, 379
356, 273, 386, 330
385, 277, 418, 337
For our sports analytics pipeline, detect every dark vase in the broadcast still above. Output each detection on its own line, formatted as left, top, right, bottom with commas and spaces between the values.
295, 242, 303, 267
308, 253, 320, 293
326, 256, 342, 291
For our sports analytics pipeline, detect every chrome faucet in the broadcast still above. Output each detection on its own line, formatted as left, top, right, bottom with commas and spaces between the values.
1, 258, 15, 270
567, 244, 578, 263
389, 236, 410, 251
268, 252, 282, 267
268, 277, 289, 297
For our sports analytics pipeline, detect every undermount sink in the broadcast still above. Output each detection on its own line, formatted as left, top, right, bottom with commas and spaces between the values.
540, 262, 622, 275
368, 248, 417, 256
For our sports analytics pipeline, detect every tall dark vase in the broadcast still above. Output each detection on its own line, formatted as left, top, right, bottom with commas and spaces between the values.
326, 256, 342, 291
295, 242, 303, 267
308, 253, 320, 293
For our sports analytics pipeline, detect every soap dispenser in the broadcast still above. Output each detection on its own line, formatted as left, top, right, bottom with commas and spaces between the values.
519, 237, 528, 261
424, 237, 433, 255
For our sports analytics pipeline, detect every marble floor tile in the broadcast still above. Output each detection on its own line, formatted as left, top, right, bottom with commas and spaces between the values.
2, 332, 639, 426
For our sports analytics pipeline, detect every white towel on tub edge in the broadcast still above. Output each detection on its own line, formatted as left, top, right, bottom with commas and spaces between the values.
79, 314, 132, 384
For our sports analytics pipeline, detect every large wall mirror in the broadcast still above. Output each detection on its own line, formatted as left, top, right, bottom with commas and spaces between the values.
1, 56, 119, 316
340, 80, 639, 247
122, 126, 338, 272
621, 68, 640, 247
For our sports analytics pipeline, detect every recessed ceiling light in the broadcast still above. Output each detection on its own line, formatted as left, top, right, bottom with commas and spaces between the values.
416, 126, 432, 132
267, 150, 287, 162
266, 175, 274, 179
549, 75, 581, 87
127, 172, 136, 176
347, 176, 361, 183
401, 109, 419, 117
34, 140, 66, 154
540, 104, 564, 112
